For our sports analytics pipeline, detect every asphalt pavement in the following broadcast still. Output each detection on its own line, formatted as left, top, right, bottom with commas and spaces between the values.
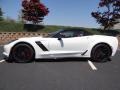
0, 46, 120, 90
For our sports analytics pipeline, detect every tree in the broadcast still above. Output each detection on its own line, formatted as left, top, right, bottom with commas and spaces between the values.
0, 7, 3, 21
18, 10, 24, 23
91, 0, 120, 30
22, 0, 49, 24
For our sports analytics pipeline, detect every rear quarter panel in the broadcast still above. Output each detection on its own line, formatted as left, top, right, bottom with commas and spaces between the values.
86, 35, 118, 57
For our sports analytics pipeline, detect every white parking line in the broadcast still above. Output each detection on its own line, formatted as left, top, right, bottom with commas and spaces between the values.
0, 60, 5, 63
88, 60, 97, 70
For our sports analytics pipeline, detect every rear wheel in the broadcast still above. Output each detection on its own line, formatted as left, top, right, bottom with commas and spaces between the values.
11, 43, 35, 63
91, 44, 112, 62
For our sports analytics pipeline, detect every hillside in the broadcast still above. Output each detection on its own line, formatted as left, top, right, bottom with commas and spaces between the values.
0, 21, 119, 36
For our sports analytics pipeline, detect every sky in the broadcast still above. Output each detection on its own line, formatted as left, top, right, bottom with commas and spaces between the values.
0, 0, 100, 28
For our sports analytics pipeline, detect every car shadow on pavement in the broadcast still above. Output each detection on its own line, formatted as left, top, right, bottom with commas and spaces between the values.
35, 58, 89, 63
35, 58, 112, 63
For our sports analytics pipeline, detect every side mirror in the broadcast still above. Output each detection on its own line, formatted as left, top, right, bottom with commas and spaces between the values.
58, 37, 62, 40
57, 33, 64, 40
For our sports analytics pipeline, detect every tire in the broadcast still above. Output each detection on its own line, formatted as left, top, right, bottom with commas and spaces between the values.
5, 58, 13, 63
11, 43, 35, 63
91, 44, 112, 62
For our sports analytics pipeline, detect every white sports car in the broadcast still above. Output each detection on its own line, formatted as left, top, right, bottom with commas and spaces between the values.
3, 28, 118, 63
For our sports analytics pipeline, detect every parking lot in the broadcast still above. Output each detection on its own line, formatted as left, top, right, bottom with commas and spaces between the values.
0, 46, 120, 90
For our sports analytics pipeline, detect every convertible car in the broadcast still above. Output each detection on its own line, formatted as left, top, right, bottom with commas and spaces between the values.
3, 28, 118, 63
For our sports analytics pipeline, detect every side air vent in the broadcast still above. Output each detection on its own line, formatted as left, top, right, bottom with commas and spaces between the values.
36, 41, 48, 51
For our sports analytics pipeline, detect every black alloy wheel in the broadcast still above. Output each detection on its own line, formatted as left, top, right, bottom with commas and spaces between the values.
11, 43, 35, 63
91, 44, 112, 62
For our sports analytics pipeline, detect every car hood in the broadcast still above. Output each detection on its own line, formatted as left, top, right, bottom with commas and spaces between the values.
19, 36, 43, 40
19, 36, 52, 41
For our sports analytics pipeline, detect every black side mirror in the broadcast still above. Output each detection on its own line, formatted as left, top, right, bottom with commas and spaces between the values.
58, 37, 62, 40
57, 33, 64, 40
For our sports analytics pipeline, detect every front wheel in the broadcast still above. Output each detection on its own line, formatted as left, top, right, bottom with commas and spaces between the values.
91, 44, 112, 62
11, 43, 35, 63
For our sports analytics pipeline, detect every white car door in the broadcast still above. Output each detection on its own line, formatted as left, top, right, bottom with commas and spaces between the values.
48, 30, 89, 57
49, 37, 89, 51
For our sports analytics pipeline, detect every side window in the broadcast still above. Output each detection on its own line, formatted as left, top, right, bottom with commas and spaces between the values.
52, 30, 90, 38
61, 31, 74, 38
52, 31, 74, 38
74, 30, 84, 37
52, 33, 62, 38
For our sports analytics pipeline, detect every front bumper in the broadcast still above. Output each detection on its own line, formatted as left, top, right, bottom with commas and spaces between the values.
3, 44, 12, 59
3, 52, 9, 60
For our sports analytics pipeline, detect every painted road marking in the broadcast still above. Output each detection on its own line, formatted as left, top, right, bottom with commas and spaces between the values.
0, 60, 5, 63
88, 60, 97, 70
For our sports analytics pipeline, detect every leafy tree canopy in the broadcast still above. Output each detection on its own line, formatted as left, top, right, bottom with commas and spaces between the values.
91, 0, 120, 30
22, 0, 49, 24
